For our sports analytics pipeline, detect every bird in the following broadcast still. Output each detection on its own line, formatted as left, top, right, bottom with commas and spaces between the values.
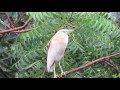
47, 29, 75, 78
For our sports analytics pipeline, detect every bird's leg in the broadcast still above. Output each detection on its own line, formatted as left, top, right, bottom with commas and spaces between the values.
53, 64, 57, 78
59, 62, 64, 73
62, 56, 65, 68
59, 62, 66, 77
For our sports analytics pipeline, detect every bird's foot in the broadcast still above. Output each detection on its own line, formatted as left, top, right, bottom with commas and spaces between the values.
55, 72, 66, 78
54, 76, 57, 78
61, 72, 66, 78
54, 74, 57, 78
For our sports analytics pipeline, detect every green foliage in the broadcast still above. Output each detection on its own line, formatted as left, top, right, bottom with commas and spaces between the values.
9, 12, 120, 78
0, 12, 28, 78
112, 74, 120, 78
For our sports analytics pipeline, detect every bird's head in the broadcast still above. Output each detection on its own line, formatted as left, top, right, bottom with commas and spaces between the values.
58, 29, 75, 35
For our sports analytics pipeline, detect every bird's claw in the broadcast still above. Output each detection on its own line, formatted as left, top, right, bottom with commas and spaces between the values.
61, 72, 66, 78
54, 76, 57, 78
54, 74, 57, 78
54, 72, 66, 78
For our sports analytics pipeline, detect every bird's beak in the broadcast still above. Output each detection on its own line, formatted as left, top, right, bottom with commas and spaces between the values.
69, 29, 75, 33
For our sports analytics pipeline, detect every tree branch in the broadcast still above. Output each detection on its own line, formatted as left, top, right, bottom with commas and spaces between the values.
0, 68, 9, 78
15, 12, 26, 26
65, 21, 78, 30
0, 18, 32, 34
5, 12, 14, 28
104, 60, 120, 73
56, 52, 120, 78
13, 28, 33, 33
0, 19, 11, 29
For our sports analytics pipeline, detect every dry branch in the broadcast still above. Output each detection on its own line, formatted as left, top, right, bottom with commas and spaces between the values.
0, 19, 11, 29
13, 28, 33, 33
5, 12, 14, 28
0, 18, 32, 34
56, 52, 120, 78
104, 60, 120, 73
15, 12, 26, 26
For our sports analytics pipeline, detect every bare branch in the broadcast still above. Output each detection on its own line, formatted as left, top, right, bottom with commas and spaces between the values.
56, 52, 120, 78
15, 12, 26, 26
0, 57, 11, 61
65, 21, 78, 30
0, 19, 11, 29
0, 18, 32, 34
13, 28, 33, 33
0, 68, 9, 78
104, 60, 120, 73
5, 12, 14, 28
40, 68, 47, 78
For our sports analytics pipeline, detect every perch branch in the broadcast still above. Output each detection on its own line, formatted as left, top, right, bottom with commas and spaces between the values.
0, 18, 32, 34
56, 52, 120, 78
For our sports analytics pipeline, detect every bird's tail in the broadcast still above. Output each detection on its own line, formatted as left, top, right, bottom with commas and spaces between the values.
47, 65, 54, 72
47, 59, 55, 72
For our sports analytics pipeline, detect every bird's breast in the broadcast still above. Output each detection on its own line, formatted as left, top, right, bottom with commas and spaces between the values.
47, 33, 68, 62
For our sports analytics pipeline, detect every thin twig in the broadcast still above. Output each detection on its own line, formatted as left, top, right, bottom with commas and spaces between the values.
15, 12, 26, 26
104, 60, 120, 73
0, 19, 11, 29
13, 28, 33, 33
0, 18, 32, 34
5, 12, 14, 28
105, 59, 118, 68
56, 52, 120, 78
65, 21, 78, 30
0, 68, 9, 78
68, 12, 74, 22
40, 68, 47, 78
0, 57, 11, 61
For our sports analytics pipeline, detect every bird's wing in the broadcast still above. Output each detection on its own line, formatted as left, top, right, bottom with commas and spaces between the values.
47, 32, 58, 49
47, 33, 68, 72
47, 40, 51, 49
47, 35, 54, 49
